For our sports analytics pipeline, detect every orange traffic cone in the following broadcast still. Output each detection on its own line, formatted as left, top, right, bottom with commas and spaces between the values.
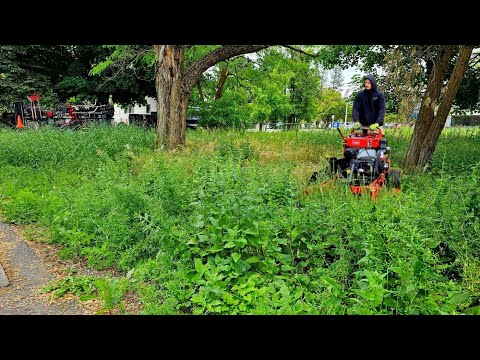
16, 115, 25, 129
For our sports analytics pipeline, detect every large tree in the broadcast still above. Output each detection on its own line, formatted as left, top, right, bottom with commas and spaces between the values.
330, 66, 344, 91
57, 45, 156, 106
317, 88, 347, 126
319, 45, 478, 172
286, 53, 322, 126
403, 45, 474, 171
0, 45, 73, 112
88, 45, 158, 106
190, 48, 293, 129
0, 45, 157, 114
154, 45, 269, 149
452, 55, 480, 113
93, 45, 321, 136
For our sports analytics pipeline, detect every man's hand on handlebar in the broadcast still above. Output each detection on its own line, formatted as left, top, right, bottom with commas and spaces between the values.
369, 123, 381, 134
352, 122, 381, 134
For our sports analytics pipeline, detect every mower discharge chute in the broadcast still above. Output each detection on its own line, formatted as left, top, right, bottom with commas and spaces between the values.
310, 126, 401, 199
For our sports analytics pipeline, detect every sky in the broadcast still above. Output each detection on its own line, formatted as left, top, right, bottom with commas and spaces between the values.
340, 66, 361, 99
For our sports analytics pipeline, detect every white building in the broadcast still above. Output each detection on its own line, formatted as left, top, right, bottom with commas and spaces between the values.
113, 96, 157, 124
445, 115, 452, 127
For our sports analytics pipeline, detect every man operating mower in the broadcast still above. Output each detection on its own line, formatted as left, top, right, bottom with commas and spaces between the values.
352, 74, 386, 132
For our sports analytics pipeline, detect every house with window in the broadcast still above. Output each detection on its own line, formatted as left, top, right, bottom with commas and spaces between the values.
113, 96, 156, 125
112, 96, 199, 129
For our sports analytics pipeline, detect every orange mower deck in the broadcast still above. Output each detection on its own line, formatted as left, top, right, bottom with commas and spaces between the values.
307, 127, 401, 199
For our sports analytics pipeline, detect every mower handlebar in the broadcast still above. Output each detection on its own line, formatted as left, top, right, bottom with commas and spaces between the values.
351, 127, 383, 137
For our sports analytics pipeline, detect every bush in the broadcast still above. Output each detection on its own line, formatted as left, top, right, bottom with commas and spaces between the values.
1, 125, 479, 314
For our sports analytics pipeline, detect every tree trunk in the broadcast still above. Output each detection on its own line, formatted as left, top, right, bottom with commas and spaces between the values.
403, 46, 454, 171
154, 45, 270, 150
183, 45, 269, 94
197, 81, 204, 102
403, 45, 473, 172
155, 45, 187, 150
215, 66, 229, 100
287, 114, 296, 129
416, 45, 474, 167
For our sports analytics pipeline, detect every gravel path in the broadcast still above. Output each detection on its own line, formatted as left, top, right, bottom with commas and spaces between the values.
0, 221, 88, 315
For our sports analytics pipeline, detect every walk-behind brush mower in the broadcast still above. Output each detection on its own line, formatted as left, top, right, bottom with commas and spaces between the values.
309, 126, 401, 199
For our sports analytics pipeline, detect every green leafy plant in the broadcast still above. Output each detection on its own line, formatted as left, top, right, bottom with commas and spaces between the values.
2, 126, 480, 314
41, 270, 97, 300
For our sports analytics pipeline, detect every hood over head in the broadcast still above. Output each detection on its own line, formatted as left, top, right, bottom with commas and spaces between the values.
363, 74, 377, 91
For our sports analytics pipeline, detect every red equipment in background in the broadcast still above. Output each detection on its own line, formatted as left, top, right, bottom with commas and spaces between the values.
67, 106, 78, 121
27, 93, 43, 122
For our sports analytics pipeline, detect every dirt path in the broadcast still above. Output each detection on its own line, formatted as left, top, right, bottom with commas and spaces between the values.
0, 221, 92, 315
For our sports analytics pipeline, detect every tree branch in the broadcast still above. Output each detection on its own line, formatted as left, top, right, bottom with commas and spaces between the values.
434, 45, 474, 124
183, 45, 270, 93
281, 45, 318, 58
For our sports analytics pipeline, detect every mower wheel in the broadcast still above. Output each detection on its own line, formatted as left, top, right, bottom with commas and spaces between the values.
309, 157, 339, 183
309, 171, 320, 182
389, 168, 401, 189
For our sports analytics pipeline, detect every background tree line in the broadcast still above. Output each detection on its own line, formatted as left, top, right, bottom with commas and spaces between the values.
0, 45, 350, 127
1, 44, 478, 171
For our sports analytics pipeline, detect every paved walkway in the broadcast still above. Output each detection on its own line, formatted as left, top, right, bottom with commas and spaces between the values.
0, 222, 88, 315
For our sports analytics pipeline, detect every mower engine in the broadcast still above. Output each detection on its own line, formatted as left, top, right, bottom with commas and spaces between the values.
321, 126, 401, 199
341, 129, 389, 186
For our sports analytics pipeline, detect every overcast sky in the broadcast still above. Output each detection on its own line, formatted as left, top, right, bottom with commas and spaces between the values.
339, 66, 361, 98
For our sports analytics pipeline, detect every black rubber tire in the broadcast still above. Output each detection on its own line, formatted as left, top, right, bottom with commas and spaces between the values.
389, 168, 401, 189
330, 157, 349, 175
309, 157, 339, 183
309, 171, 320, 183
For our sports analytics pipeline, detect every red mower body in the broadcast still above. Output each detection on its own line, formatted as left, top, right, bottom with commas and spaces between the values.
346, 132, 381, 148
330, 127, 400, 199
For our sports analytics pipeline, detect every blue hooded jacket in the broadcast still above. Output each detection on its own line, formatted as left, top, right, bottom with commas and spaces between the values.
352, 74, 386, 126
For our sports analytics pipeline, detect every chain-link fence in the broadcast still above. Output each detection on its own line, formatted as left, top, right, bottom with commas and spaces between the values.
250, 122, 354, 132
